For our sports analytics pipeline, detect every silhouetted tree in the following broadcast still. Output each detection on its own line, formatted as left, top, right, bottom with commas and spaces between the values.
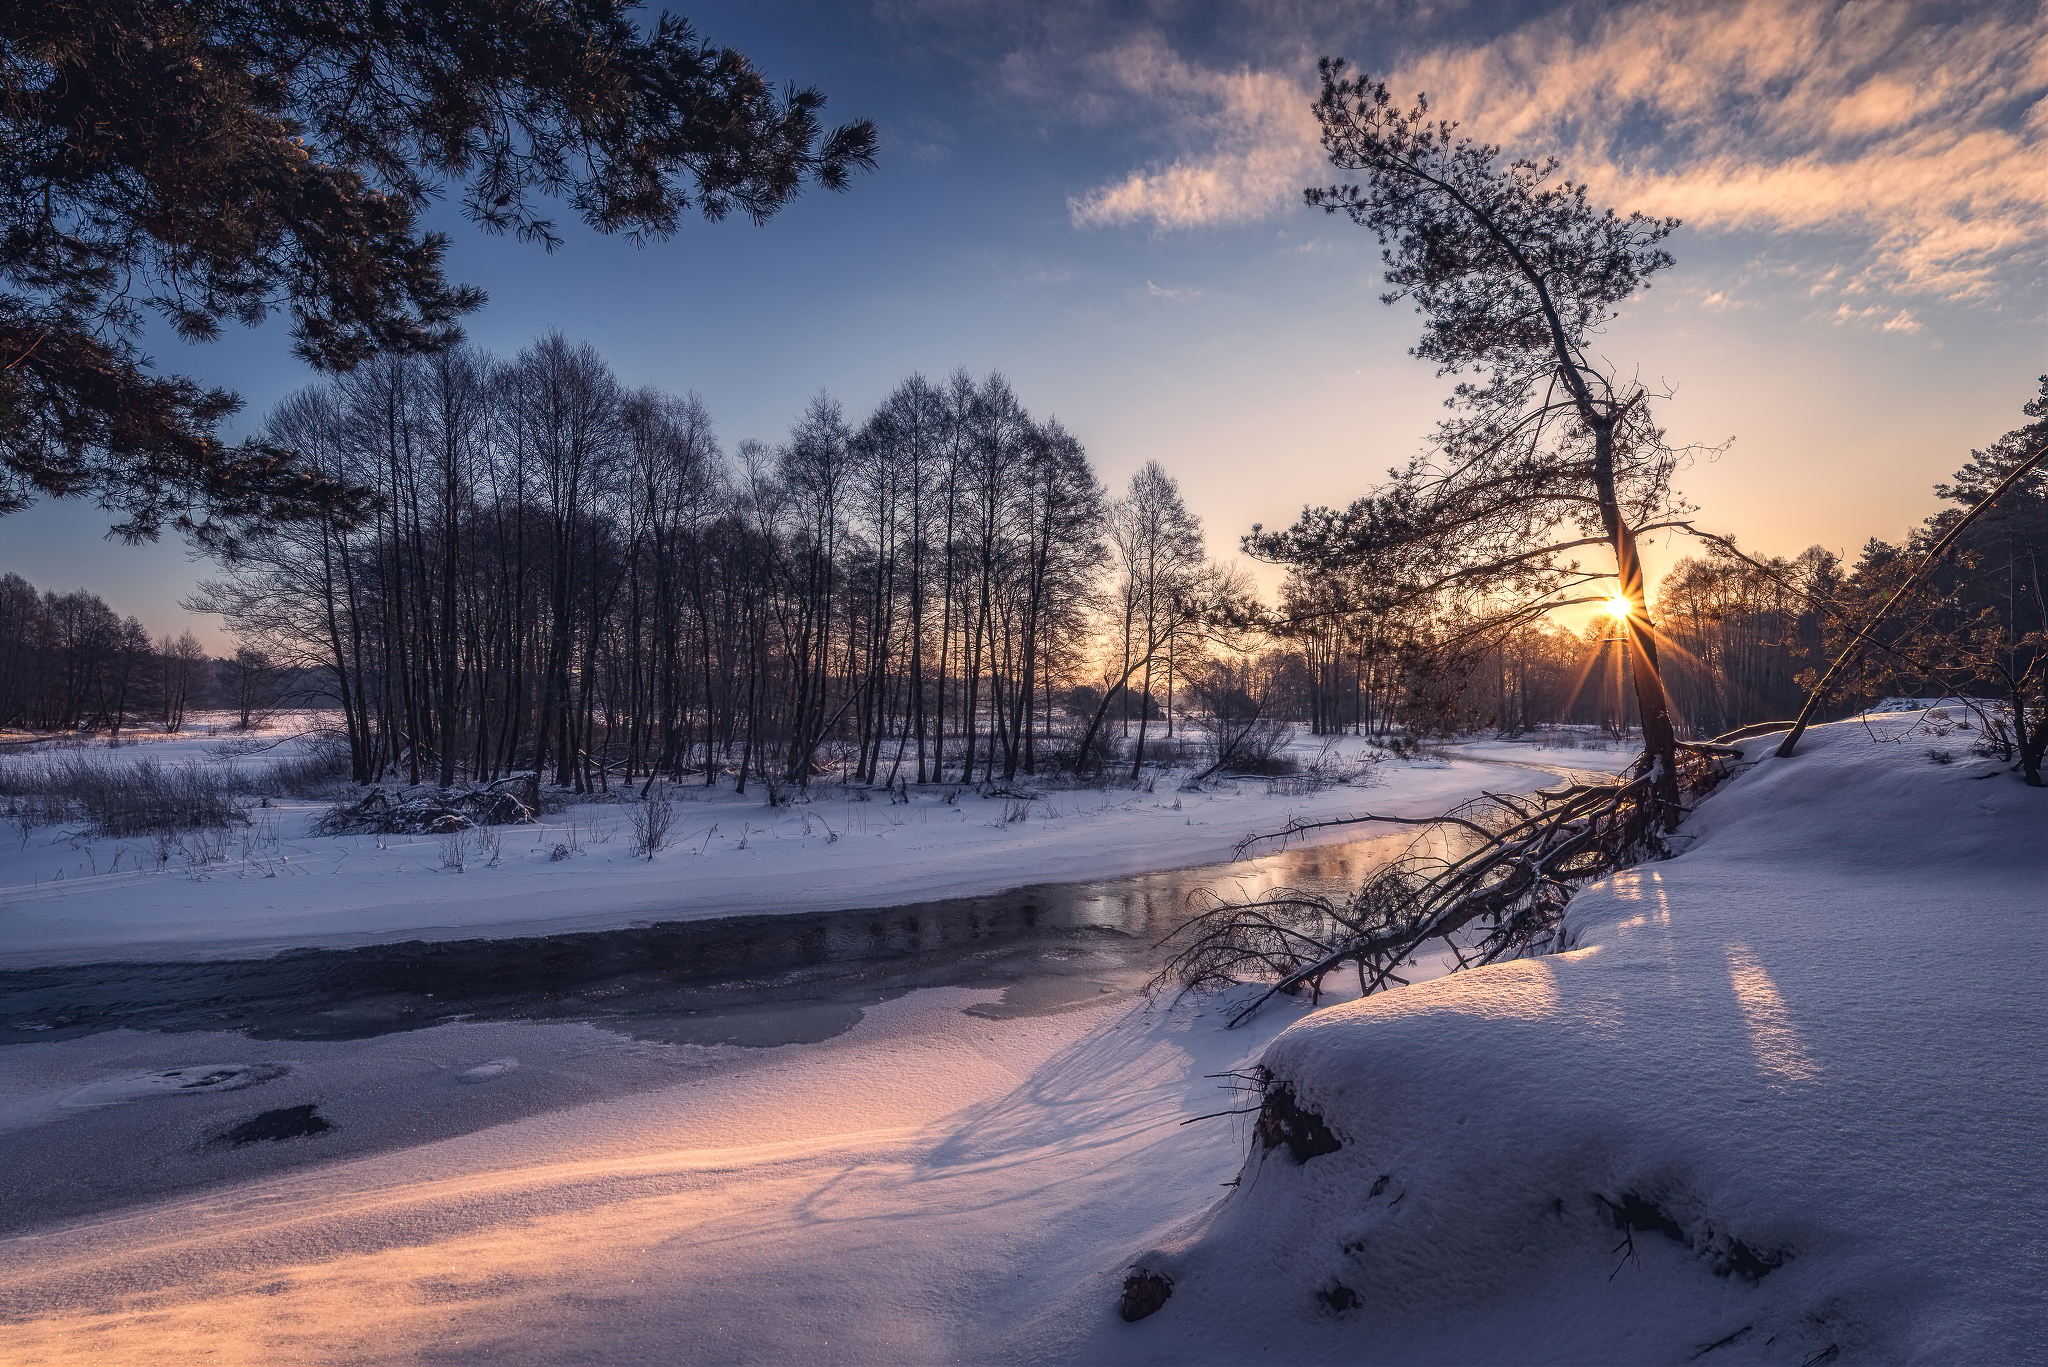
0, 1, 876, 548
1286, 63, 1692, 820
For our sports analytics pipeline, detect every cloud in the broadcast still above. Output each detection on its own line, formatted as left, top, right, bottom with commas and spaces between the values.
1065, 38, 1321, 230
1142, 280, 1202, 299
1394, 0, 2045, 300
1059, 0, 2045, 302
1829, 302, 1924, 333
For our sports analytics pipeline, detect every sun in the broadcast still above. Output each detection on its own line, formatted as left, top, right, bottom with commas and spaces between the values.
1603, 594, 1634, 620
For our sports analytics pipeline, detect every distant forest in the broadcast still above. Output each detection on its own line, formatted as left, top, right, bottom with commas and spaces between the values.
3, 341, 2037, 791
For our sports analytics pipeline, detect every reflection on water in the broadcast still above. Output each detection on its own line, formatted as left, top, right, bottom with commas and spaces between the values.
3, 759, 1613, 1050
1, 831, 1418, 1049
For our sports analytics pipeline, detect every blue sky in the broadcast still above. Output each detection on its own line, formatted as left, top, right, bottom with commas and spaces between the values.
6, 0, 2042, 648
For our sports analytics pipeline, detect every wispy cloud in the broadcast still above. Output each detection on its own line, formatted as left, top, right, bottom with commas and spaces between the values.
1060, 0, 2045, 302
1830, 302, 1923, 332
1065, 38, 1321, 231
1397, 0, 2045, 301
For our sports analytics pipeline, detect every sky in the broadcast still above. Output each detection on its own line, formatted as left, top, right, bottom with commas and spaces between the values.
4, 0, 2043, 650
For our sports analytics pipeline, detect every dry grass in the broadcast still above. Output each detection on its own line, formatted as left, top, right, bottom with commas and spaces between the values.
0, 755, 247, 837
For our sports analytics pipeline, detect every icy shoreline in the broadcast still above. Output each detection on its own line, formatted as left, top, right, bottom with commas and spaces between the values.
1, 732, 1632, 966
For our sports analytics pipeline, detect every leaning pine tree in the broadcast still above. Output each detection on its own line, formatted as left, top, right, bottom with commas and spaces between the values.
1261, 62, 1694, 821
1169, 65, 1722, 1021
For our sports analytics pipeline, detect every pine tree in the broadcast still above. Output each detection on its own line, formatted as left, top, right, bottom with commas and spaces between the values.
0, 1, 875, 550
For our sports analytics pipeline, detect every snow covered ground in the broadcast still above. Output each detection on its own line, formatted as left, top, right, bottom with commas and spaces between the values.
0, 978, 1321, 1364
1102, 712, 2046, 1365
1441, 734, 1641, 770
0, 721, 1631, 965
1, 711, 2036, 1364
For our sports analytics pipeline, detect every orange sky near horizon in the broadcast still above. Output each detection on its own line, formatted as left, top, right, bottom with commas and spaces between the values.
1, 0, 2040, 652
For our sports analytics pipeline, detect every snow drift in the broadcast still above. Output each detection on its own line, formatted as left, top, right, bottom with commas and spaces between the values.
1108, 715, 2045, 1365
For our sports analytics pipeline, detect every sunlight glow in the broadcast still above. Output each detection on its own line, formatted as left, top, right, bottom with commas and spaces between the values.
1603, 595, 1634, 620
1726, 944, 1822, 1087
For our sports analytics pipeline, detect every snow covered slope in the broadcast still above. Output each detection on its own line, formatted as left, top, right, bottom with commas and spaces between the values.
0, 716, 2029, 1365
1093, 714, 2046, 1365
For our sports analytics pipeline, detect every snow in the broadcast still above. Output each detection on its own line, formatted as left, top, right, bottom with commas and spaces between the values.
1440, 734, 1642, 771
1100, 712, 2046, 1364
1866, 695, 2003, 714
0, 722, 1630, 966
0, 985, 1317, 1364
7, 717, 2020, 1364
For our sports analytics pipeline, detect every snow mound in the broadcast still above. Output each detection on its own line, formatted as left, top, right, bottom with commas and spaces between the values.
1109, 717, 2045, 1365
60, 1062, 290, 1108
455, 1057, 518, 1083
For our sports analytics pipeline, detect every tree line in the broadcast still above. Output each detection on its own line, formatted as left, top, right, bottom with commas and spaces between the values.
0, 574, 273, 734
28, 362, 2031, 774
14, 350, 2035, 783
18, 371, 2034, 777
1240, 546, 1835, 743
191, 337, 1234, 791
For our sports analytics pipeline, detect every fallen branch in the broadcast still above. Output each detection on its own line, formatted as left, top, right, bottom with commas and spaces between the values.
1777, 437, 2048, 758
1156, 748, 1730, 1026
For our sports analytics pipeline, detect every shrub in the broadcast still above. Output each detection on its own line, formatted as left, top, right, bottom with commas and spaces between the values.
265, 737, 354, 796
629, 787, 676, 858
314, 783, 534, 836
0, 754, 246, 837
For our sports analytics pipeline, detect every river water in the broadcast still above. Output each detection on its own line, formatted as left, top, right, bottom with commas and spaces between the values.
0, 831, 1427, 1049
1, 754, 1615, 1051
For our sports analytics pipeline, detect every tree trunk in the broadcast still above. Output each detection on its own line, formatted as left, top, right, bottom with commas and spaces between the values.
1591, 419, 1681, 829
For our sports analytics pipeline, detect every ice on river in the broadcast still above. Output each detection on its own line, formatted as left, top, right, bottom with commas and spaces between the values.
0, 719, 1631, 966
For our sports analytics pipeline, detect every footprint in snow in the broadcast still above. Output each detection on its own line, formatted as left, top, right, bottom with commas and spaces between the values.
457, 1058, 519, 1083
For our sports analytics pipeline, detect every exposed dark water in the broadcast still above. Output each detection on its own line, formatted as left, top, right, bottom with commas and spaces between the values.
1, 755, 1611, 1050
0, 835, 1410, 1049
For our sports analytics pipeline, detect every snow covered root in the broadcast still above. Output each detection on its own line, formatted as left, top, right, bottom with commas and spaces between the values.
1100, 716, 2046, 1365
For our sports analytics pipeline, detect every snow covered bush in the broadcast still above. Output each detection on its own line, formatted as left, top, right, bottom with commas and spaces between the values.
313, 782, 534, 836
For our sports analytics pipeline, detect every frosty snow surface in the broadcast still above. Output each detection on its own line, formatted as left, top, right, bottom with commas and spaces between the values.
1, 710, 2035, 1363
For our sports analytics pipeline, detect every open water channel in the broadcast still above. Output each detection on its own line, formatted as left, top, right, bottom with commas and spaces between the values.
1, 752, 1612, 1051
0, 830, 1422, 1050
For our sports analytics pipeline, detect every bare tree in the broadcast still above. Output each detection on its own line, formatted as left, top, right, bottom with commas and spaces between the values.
507, 335, 625, 789
1067, 464, 1244, 775
157, 632, 208, 732
1114, 463, 1206, 776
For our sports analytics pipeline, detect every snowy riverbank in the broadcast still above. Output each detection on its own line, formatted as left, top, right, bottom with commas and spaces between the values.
1094, 712, 2047, 1364
1, 725, 1631, 966
0, 712, 2035, 1363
